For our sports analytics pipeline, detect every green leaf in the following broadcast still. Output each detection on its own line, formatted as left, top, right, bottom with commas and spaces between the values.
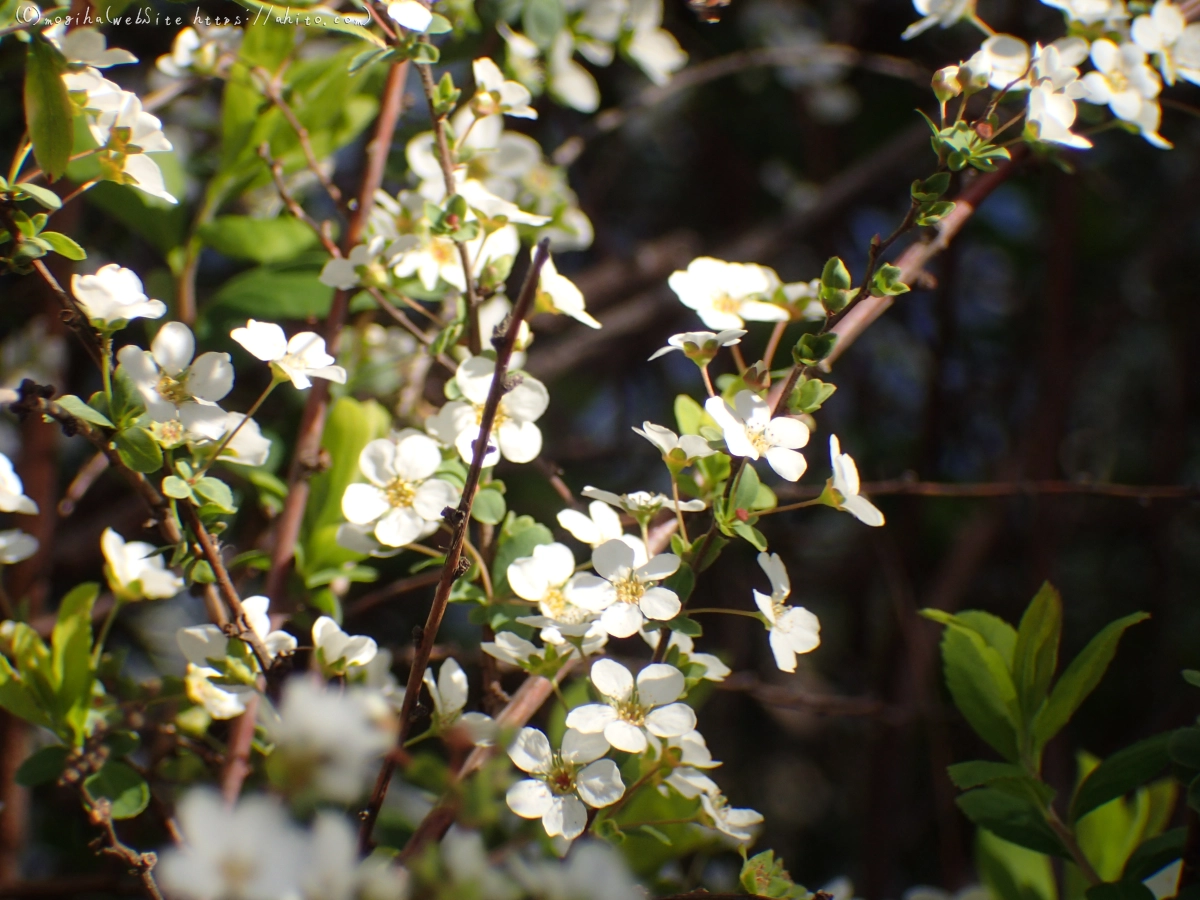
740, 850, 808, 899
733, 462, 761, 513
976, 830, 1057, 900
24, 38, 72, 182
471, 487, 506, 525
821, 256, 852, 290
1123, 828, 1186, 882
1169, 727, 1200, 770
948, 761, 1032, 791
84, 761, 150, 820
956, 610, 1018, 668
916, 200, 956, 226
14, 182, 62, 210
663, 613, 702, 637
114, 427, 164, 474
911, 173, 951, 201
731, 520, 767, 550
1085, 883, 1155, 900
1070, 732, 1173, 824
55, 394, 113, 429
410, 41, 440, 64
956, 788, 1067, 857
792, 332, 837, 366
789, 377, 837, 414
209, 264, 334, 321
871, 264, 910, 297
52, 583, 98, 746
661, 563, 695, 606
197, 215, 320, 264
492, 514, 553, 598
162, 476, 195, 500
1012, 582, 1062, 726
194, 477, 236, 513
1184, 669, 1200, 688
523, 0, 564, 47
15, 744, 70, 787
674, 394, 710, 436
39, 231, 85, 260
1032, 612, 1149, 752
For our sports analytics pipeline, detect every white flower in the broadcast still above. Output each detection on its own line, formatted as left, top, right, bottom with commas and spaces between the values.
1133, 1, 1200, 86
231, 320, 348, 389
0, 453, 37, 515
209, 413, 271, 467
567, 540, 682, 638
425, 356, 549, 465
581, 486, 705, 518
0, 530, 37, 565
177, 594, 298, 667
536, 250, 600, 329
101, 528, 183, 601
184, 663, 254, 720
633, 422, 716, 465
640, 630, 731, 682
89, 91, 177, 204
664, 766, 719, 800
1040, 0, 1128, 26
508, 542, 593, 625
753, 552, 820, 673
557, 501, 647, 559
301, 812, 411, 900
473, 56, 537, 119
117, 322, 234, 440
313, 616, 378, 675
482, 630, 542, 667
424, 658, 496, 745
701, 790, 764, 842
565, 658, 697, 754
52, 27, 137, 67
505, 726, 624, 840
71, 264, 166, 331
670, 729, 721, 768
156, 25, 242, 79
341, 433, 459, 548
964, 34, 1032, 90
902, 0, 975, 40
1024, 41, 1092, 149
387, 0, 432, 31
705, 391, 809, 481
508, 839, 641, 900
1081, 40, 1171, 148
158, 789, 307, 900
668, 258, 787, 331
828, 435, 885, 526
648, 329, 746, 362
548, 32, 601, 113
268, 677, 396, 803
319, 237, 386, 290
627, 22, 687, 86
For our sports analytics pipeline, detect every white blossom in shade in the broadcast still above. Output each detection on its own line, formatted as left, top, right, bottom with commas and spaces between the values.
231, 320, 347, 389
581, 486, 705, 518
648, 328, 746, 362
1081, 40, 1171, 148
1026, 42, 1093, 150
515, 615, 609, 655
668, 258, 787, 331
101, 528, 183, 601
508, 839, 641, 900
387, 0, 433, 31
300, 811, 411, 900
705, 390, 809, 482
548, 32, 601, 113
425, 356, 549, 466
268, 677, 396, 803
481, 630, 542, 667
964, 34, 1032, 90
392, 232, 464, 291
640, 630, 731, 682
438, 829, 519, 900
157, 789, 307, 900
156, 25, 242, 79
670, 729, 721, 769
423, 658, 496, 745
177, 595, 297, 672
626, 2, 687, 86
664, 765, 719, 800
117, 322, 233, 440
0, 530, 37, 565
473, 56, 537, 119
753, 552, 820, 673
319, 237, 386, 290
1133, 1, 1200, 86
700, 790, 764, 843
51, 26, 137, 66
0, 453, 37, 515
505, 726, 624, 840
120, 153, 177, 206
210, 413, 271, 467
341, 433, 458, 548
313, 616, 378, 676
828, 435, 885, 527
1040, 0, 1129, 26
184, 664, 254, 720
566, 659, 697, 754
901, 0, 974, 39
567, 540, 682, 638
633, 422, 716, 466
478, 296, 532, 369
536, 250, 600, 329
508, 542, 594, 626
557, 501, 647, 559
71, 264, 166, 331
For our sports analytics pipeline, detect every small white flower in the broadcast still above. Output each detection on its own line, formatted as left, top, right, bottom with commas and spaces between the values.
627, 25, 687, 86
101, 528, 183, 601
312, 616, 378, 675
0, 453, 37, 515
648, 329, 746, 362
753, 552, 820, 673
387, 0, 433, 31
473, 56, 537, 119
700, 790, 764, 842
52, 26, 137, 67
209, 413, 271, 467
117, 322, 233, 440
425, 356, 549, 465
536, 249, 600, 329
664, 766, 719, 800
71, 264, 166, 331
705, 390, 809, 481
87, 91, 177, 204
268, 677, 396, 803
640, 630, 730, 682
300, 812, 411, 900
341, 433, 459, 548
482, 630, 542, 667
1040, 0, 1128, 27
565, 658, 697, 754
508, 839, 641, 900
1081, 40, 1171, 148
828, 435, 885, 527
0, 530, 37, 565
158, 789, 307, 900
1025, 42, 1093, 150
423, 658, 496, 745
902, 0, 974, 39
156, 25, 242, 79
319, 237, 386, 290
548, 32, 601, 113
581, 486, 705, 518
668, 258, 787, 331
505, 726, 624, 840
633, 422, 716, 466
567, 539, 682, 638
231, 320, 348, 389
177, 594, 298, 667
184, 664, 254, 720
557, 501, 646, 558
508, 542, 594, 626
1132, 1, 1200, 86
670, 729, 721, 768
964, 34, 1032, 90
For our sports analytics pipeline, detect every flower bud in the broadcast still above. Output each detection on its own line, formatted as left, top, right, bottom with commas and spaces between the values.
932, 65, 964, 103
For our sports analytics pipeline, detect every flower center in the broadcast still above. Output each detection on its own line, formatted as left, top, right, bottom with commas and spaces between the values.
1106, 69, 1130, 92
430, 238, 457, 266
473, 403, 510, 428
218, 855, 258, 890
540, 588, 591, 624
711, 293, 741, 315
385, 477, 416, 508
614, 576, 646, 606
547, 759, 577, 795
746, 425, 772, 455
156, 372, 190, 404
614, 699, 647, 726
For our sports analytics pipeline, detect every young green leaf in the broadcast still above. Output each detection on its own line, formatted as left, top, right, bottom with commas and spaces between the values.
51, 583, 98, 746
15, 744, 70, 787
24, 38, 73, 183
84, 761, 150, 819
1012, 582, 1062, 724
1069, 731, 1172, 824
471, 487, 506, 525
39, 231, 86, 260
956, 788, 1068, 858
54, 394, 114, 429
114, 427, 164, 474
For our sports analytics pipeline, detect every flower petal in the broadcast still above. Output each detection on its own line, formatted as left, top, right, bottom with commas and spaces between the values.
507, 727, 552, 774
564, 703, 617, 733
592, 539, 634, 581
589, 658, 634, 701
188, 352, 234, 402
373, 506, 427, 548
636, 663, 685, 706
561, 727, 610, 764
645, 702, 697, 738
151, 321, 194, 375
506, 779, 553, 819
599, 603, 645, 638
342, 483, 390, 526
575, 759, 625, 809
638, 587, 680, 621
603, 719, 648, 754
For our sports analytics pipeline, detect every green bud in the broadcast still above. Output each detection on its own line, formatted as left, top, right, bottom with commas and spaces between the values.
821, 256, 852, 290
792, 332, 838, 366
932, 65, 963, 104
911, 172, 951, 202
871, 264, 910, 297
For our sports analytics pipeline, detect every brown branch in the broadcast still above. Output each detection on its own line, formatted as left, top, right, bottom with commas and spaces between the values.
57, 451, 109, 517
84, 800, 164, 900
258, 144, 341, 257
344, 569, 443, 619
716, 673, 890, 718
256, 67, 343, 203
359, 240, 553, 851
29, 259, 103, 369
220, 694, 259, 805
770, 479, 1196, 508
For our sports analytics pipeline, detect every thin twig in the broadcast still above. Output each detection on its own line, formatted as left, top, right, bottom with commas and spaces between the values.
770, 479, 1198, 507
258, 144, 341, 257
57, 451, 109, 516
84, 800, 164, 900
256, 67, 343, 203
345, 569, 443, 619
220, 694, 259, 805
359, 240, 553, 851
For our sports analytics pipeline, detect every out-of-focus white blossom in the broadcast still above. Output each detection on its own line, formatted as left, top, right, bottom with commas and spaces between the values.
313, 616, 378, 676
1081, 40, 1171, 148
701, 789, 764, 842
536, 249, 600, 329
1040, 0, 1129, 27
0, 453, 37, 515
828, 435, 885, 526
50, 26, 137, 66
902, 0, 975, 40
1133, 1, 1200, 86
473, 56, 537, 119
0, 530, 37, 565
156, 25, 242, 79
423, 658, 496, 745
387, 0, 433, 31
101, 528, 183, 601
